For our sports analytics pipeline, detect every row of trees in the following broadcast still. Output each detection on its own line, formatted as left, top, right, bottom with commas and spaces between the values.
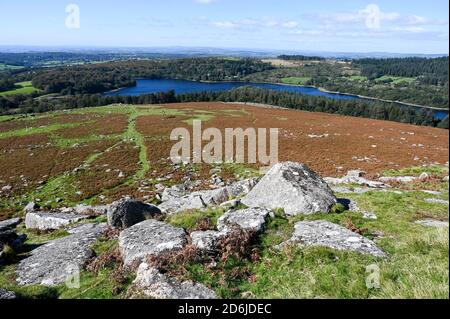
278, 55, 325, 61
356, 57, 449, 86
30, 58, 273, 95
1, 87, 446, 128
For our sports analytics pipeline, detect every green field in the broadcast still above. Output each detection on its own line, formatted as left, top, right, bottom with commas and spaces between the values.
374, 75, 417, 84
347, 75, 368, 82
0, 81, 40, 96
281, 76, 312, 85
0, 63, 24, 71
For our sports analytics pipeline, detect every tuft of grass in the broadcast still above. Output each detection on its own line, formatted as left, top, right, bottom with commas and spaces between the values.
383, 165, 448, 177
166, 208, 225, 231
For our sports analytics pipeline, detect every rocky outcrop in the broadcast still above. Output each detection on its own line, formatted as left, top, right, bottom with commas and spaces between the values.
217, 207, 271, 234
130, 262, 216, 299
16, 223, 107, 286
190, 230, 227, 254
119, 220, 188, 267
242, 162, 337, 216
107, 199, 162, 229
25, 211, 89, 231
191, 207, 271, 254
159, 178, 259, 215
279, 220, 386, 258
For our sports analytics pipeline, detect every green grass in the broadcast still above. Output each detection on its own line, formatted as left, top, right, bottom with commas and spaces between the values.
348, 75, 368, 82
177, 182, 449, 299
0, 121, 85, 139
166, 208, 225, 231
374, 75, 417, 85
0, 81, 40, 96
281, 77, 312, 86
383, 165, 449, 177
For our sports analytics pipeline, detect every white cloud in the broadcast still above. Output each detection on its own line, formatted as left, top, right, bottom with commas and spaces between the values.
212, 18, 300, 30
282, 21, 299, 29
213, 21, 238, 29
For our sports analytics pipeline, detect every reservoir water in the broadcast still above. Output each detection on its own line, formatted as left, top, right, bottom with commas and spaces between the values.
104, 79, 448, 120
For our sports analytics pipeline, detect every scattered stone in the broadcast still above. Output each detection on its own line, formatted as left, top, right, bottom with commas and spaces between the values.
346, 170, 366, 178
217, 207, 271, 234
1, 185, 12, 191
159, 178, 259, 215
421, 190, 442, 195
16, 224, 107, 286
130, 263, 216, 299
0, 217, 22, 231
0, 288, 17, 299
119, 220, 188, 267
424, 198, 449, 205
72, 204, 107, 215
325, 171, 387, 188
278, 220, 386, 258
330, 186, 372, 194
419, 172, 430, 181
379, 176, 417, 183
25, 211, 90, 231
107, 199, 163, 229
24, 202, 40, 213
242, 162, 337, 216
415, 219, 449, 228
442, 176, 449, 182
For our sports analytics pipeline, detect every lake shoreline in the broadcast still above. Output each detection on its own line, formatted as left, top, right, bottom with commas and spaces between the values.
104, 78, 449, 116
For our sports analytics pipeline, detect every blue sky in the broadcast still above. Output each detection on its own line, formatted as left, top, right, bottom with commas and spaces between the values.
0, 0, 448, 53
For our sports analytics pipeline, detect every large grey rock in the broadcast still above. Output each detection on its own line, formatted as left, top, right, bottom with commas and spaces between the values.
0, 217, 21, 231
0, 288, 17, 299
66, 222, 108, 234
119, 220, 188, 267
191, 207, 271, 254
159, 178, 259, 215
107, 199, 162, 229
16, 223, 107, 286
131, 263, 216, 299
25, 212, 89, 231
279, 220, 386, 258
190, 230, 227, 254
242, 162, 337, 216
217, 207, 271, 234
415, 219, 449, 228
